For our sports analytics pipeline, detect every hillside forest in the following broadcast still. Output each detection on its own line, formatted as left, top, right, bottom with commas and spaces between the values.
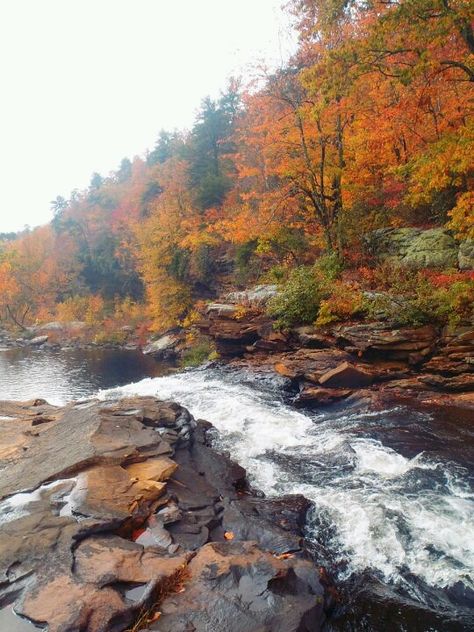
1, 0, 473, 346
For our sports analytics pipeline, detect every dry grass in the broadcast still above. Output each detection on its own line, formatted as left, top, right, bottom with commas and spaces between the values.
125, 564, 190, 632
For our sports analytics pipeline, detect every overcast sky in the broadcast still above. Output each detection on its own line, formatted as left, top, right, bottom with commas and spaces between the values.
0, 0, 296, 233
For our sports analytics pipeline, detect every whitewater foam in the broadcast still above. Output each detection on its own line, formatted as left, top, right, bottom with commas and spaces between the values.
97, 368, 474, 592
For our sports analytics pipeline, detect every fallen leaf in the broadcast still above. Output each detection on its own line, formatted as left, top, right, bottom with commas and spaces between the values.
148, 612, 161, 622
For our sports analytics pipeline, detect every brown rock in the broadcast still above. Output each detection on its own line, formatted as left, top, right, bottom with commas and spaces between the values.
150, 541, 324, 632
319, 362, 373, 388
295, 387, 353, 406
70, 465, 167, 520
125, 457, 177, 482
273, 349, 353, 382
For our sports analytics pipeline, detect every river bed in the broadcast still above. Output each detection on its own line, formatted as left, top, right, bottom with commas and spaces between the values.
1, 348, 473, 630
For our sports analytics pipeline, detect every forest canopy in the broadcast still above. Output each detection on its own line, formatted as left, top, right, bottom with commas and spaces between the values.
0, 0, 472, 333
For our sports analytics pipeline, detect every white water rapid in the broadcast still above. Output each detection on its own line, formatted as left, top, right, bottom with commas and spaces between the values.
98, 367, 474, 600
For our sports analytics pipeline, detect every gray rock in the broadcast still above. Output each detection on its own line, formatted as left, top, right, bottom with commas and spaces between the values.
206, 303, 239, 317
28, 335, 49, 346
151, 541, 324, 632
225, 284, 278, 307
143, 333, 179, 357
458, 240, 474, 270
367, 227, 458, 269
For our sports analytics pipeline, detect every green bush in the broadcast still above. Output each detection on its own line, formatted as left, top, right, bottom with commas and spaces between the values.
364, 268, 474, 327
93, 330, 128, 345
235, 240, 260, 285
181, 337, 218, 367
267, 266, 324, 329
315, 252, 344, 281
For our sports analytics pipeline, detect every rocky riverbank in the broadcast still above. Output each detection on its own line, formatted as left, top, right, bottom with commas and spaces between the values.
0, 396, 325, 632
192, 288, 474, 412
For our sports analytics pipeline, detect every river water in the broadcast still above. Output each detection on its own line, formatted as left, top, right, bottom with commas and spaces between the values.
1, 348, 473, 631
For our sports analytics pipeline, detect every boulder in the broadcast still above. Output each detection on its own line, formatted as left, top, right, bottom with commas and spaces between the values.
367, 227, 458, 269
28, 335, 48, 346
295, 387, 353, 406
319, 362, 373, 388
206, 303, 239, 317
334, 323, 438, 361
292, 326, 334, 349
143, 333, 180, 358
273, 349, 354, 381
458, 240, 474, 270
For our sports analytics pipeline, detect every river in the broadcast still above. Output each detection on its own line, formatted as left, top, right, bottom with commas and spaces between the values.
1, 348, 473, 631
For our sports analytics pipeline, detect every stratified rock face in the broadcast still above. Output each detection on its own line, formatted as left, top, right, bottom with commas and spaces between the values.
0, 397, 325, 632
334, 323, 438, 363
367, 227, 458, 269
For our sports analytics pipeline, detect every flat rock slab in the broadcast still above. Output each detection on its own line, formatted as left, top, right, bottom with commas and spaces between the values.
0, 401, 167, 500
319, 362, 373, 388
274, 349, 353, 381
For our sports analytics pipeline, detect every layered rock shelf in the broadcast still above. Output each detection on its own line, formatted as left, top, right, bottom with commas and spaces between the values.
196, 299, 474, 410
0, 397, 325, 632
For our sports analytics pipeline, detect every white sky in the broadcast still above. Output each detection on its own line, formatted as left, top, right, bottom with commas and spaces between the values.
0, 0, 296, 233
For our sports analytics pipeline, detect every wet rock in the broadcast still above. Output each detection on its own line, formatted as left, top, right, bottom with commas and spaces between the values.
143, 332, 181, 358
334, 323, 438, 361
292, 326, 334, 349
69, 464, 167, 521
0, 396, 326, 632
28, 336, 48, 346
0, 401, 166, 500
295, 386, 353, 406
423, 325, 474, 376
319, 362, 373, 388
221, 495, 311, 554
419, 373, 474, 392
125, 457, 177, 482
274, 349, 353, 381
150, 541, 324, 632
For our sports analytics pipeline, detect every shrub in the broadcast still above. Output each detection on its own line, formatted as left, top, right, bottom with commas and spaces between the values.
235, 240, 260, 285
93, 330, 128, 345
267, 266, 323, 329
181, 337, 218, 367
315, 252, 344, 281
438, 280, 474, 326
363, 266, 474, 327
316, 282, 366, 326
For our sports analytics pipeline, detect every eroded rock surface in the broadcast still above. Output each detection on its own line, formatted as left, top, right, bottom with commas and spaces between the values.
0, 397, 325, 632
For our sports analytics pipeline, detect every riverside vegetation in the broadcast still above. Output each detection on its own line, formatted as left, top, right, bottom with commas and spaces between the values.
0, 0, 472, 348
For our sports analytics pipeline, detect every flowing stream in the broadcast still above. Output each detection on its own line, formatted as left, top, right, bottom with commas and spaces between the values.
1, 349, 473, 630
99, 367, 474, 631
